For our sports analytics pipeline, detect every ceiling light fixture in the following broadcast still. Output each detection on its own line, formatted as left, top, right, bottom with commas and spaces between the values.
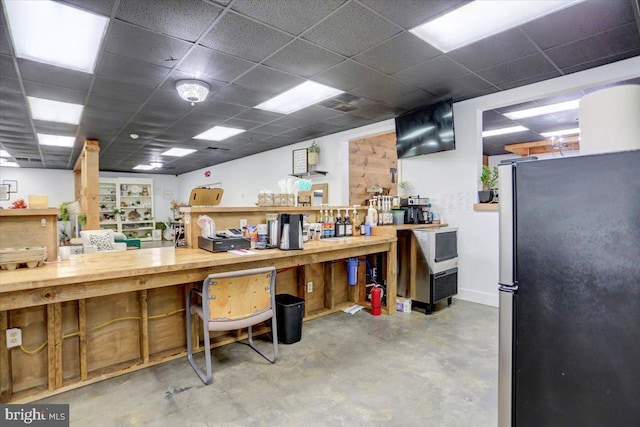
133, 164, 154, 171
27, 97, 84, 124
410, 0, 585, 53
161, 148, 197, 157
37, 133, 76, 148
540, 128, 580, 138
130, 133, 139, 140
193, 126, 246, 141
482, 126, 529, 138
0, 158, 19, 167
0, 149, 11, 157
255, 81, 344, 114
4, 0, 108, 73
176, 80, 210, 106
503, 100, 580, 120
150, 162, 163, 168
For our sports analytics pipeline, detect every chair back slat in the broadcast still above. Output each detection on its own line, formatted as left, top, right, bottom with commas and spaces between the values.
207, 271, 273, 320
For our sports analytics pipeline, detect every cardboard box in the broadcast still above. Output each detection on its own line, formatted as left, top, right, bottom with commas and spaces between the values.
28, 194, 49, 208
396, 297, 411, 313
189, 187, 223, 206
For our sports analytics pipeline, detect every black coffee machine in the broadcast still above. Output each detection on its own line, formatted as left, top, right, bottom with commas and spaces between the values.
400, 196, 430, 224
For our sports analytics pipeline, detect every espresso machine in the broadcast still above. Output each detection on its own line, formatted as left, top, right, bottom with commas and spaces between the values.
400, 196, 430, 224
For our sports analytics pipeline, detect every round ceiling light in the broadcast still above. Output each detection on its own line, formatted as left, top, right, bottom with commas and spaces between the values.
176, 79, 210, 105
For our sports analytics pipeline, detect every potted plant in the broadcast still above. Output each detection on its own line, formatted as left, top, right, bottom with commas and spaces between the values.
479, 165, 499, 203
398, 181, 413, 197
112, 208, 125, 221
308, 140, 320, 166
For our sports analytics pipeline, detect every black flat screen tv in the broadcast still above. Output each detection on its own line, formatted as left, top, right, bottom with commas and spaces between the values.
395, 99, 455, 159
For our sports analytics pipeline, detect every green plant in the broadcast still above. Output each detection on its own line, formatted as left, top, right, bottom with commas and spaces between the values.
58, 202, 70, 221
112, 208, 125, 216
155, 222, 167, 231
308, 140, 320, 153
78, 213, 87, 226
480, 165, 499, 191
398, 181, 413, 190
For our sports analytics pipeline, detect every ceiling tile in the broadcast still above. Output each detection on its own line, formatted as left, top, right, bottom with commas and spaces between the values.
194, 100, 249, 118
210, 84, 274, 107
263, 40, 345, 78
91, 76, 155, 102
321, 113, 371, 127
303, 2, 401, 57
522, 0, 636, 50
232, 0, 345, 35
95, 52, 172, 87
476, 54, 558, 87
427, 73, 495, 99
23, 81, 87, 104
251, 123, 293, 135
234, 65, 305, 94
559, 48, 640, 75
0, 54, 17, 78
290, 105, 342, 122
393, 55, 468, 91
17, 59, 92, 91
33, 120, 78, 135
448, 28, 539, 72
314, 60, 389, 91
354, 32, 440, 75
0, 76, 22, 95
360, 0, 470, 29
200, 11, 293, 63
498, 71, 563, 91
177, 46, 255, 83
219, 117, 262, 131
382, 89, 437, 111
0, 25, 12, 55
270, 115, 314, 129
348, 102, 400, 120
0, 91, 27, 109
544, 23, 640, 70
235, 108, 285, 123
103, 20, 193, 67
115, 0, 223, 42
351, 77, 415, 102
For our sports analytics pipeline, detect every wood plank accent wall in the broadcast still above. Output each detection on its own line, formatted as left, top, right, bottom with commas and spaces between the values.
349, 132, 398, 206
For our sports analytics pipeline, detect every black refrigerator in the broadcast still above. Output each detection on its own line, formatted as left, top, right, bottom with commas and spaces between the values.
497, 150, 640, 427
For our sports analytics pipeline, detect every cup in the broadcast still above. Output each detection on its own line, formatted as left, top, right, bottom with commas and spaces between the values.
59, 246, 70, 261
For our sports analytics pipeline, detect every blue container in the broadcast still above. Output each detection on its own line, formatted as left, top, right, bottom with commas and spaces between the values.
347, 258, 359, 285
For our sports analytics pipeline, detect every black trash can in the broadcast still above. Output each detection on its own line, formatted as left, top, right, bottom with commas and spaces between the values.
275, 294, 305, 344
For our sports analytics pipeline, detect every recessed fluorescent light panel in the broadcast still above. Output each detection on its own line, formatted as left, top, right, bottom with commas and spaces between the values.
37, 133, 75, 147
161, 148, 197, 157
194, 126, 246, 141
133, 164, 155, 171
410, 0, 585, 52
28, 97, 84, 124
4, 0, 109, 73
541, 128, 580, 138
255, 81, 344, 114
0, 149, 11, 157
482, 126, 529, 138
0, 158, 19, 167
504, 100, 580, 120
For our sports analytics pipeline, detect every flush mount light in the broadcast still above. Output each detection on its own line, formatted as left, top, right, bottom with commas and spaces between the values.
541, 128, 580, 138
503, 100, 580, 120
161, 148, 197, 157
482, 126, 529, 138
37, 133, 75, 147
176, 80, 210, 106
130, 133, 139, 140
410, 0, 585, 53
133, 164, 155, 171
255, 81, 344, 114
0, 158, 19, 167
194, 126, 246, 141
4, 0, 108, 73
27, 97, 84, 124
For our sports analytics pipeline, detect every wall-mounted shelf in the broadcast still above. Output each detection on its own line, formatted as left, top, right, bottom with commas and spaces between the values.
290, 170, 328, 178
473, 203, 499, 211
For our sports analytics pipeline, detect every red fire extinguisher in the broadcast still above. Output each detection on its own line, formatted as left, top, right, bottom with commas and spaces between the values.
371, 286, 382, 316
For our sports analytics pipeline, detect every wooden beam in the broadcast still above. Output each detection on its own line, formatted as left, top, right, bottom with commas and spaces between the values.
47, 303, 62, 390
73, 140, 100, 230
139, 290, 149, 364
0, 311, 12, 402
78, 299, 88, 381
505, 136, 579, 156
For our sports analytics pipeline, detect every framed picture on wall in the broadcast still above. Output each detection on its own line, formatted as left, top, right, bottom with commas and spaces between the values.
292, 148, 308, 175
0, 184, 9, 201
2, 180, 17, 193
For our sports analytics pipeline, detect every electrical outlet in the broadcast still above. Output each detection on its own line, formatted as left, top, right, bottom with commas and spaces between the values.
372, 267, 377, 278
6, 328, 21, 349
307, 281, 313, 293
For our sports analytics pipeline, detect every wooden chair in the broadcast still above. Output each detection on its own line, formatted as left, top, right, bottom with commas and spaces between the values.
186, 267, 278, 384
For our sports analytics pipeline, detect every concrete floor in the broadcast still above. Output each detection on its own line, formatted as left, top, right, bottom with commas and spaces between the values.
38, 300, 498, 426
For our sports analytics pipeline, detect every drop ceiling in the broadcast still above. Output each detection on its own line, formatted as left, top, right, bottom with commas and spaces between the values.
0, 0, 639, 174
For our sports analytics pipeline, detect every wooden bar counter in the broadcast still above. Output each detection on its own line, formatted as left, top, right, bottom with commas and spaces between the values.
0, 235, 396, 403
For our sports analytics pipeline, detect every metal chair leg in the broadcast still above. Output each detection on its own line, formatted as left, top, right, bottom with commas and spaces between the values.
247, 324, 278, 363
186, 288, 213, 385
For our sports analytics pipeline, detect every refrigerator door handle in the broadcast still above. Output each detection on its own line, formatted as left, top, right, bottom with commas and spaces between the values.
498, 164, 515, 287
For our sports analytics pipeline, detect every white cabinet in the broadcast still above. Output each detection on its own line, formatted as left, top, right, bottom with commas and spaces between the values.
99, 178, 155, 241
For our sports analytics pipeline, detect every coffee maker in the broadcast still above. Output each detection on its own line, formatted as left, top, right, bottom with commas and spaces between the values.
400, 196, 430, 224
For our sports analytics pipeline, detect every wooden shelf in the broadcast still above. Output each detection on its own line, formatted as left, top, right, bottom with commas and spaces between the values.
289, 170, 327, 178
473, 203, 499, 211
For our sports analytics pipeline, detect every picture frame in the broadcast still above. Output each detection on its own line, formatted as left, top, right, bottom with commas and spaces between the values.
292, 148, 308, 175
0, 184, 9, 201
3, 180, 17, 193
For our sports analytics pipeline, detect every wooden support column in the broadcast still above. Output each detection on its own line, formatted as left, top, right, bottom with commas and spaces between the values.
139, 290, 149, 364
47, 303, 63, 390
385, 241, 397, 314
323, 262, 335, 311
73, 139, 100, 230
78, 299, 88, 381
0, 311, 12, 402
296, 266, 307, 317
409, 233, 417, 300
